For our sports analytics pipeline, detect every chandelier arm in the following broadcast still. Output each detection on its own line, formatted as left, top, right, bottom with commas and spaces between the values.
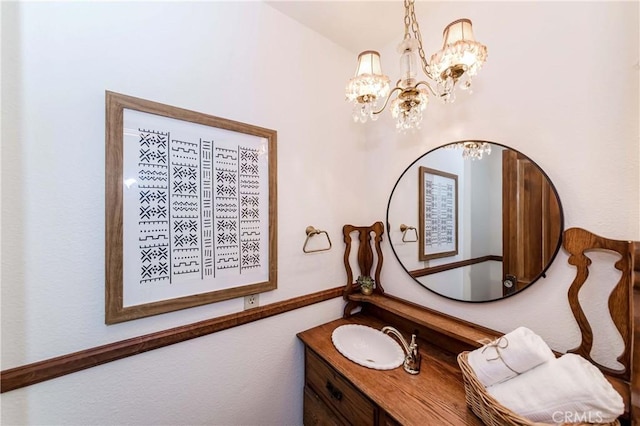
372, 86, 403, 115
414, 81, 438, 97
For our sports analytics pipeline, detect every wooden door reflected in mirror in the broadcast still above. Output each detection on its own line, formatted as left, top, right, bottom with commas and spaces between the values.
502, 150, 562, 295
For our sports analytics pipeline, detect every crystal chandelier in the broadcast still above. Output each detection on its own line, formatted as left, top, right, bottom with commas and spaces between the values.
447, 141, 492, 160
345, 0, 488, 131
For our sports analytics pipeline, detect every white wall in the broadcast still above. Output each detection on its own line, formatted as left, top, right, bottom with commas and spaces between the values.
369, 2, 639, 367
1, 1, 364, 424
1, 1, 639, 425
468, 150, 502, 257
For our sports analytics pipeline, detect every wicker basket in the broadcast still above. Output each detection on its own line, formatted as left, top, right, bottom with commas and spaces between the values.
457, 351, 620, 426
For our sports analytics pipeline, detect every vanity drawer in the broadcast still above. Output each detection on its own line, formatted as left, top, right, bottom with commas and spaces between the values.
303, 386, 345, 426
305, 348, 376, 425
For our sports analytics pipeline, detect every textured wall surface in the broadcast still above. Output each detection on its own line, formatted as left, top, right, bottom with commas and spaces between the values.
1, 1, 638, 425
1, 2, 361, 424
368, 1, 639, 369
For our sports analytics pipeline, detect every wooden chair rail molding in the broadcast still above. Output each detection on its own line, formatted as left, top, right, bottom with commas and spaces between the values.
1, 286, 344, 393
409, 255, 503, 278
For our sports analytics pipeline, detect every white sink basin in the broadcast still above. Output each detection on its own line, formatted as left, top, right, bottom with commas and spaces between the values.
331, 324, 404, 370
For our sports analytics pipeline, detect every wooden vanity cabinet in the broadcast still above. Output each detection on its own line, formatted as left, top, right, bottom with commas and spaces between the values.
298, 303, 491, 426
298, 295, 504, 426
303, 348, 375, 425
303, 385, 345, 426
303, 347, 399, 426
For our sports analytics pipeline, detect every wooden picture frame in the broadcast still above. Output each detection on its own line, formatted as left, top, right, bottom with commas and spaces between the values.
105, 91, 277, 324
418, 166, 458, 261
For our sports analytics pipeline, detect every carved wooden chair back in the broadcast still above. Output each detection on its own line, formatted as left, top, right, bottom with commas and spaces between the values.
563, 227, 639, 420
342, 222, 385, 299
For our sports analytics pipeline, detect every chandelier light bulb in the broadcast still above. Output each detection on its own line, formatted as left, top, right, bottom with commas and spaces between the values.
345, 50, 390, 123
430, 19, 487, 97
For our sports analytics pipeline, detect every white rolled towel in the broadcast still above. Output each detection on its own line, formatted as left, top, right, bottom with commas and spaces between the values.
468, 326, 555, 387
487, 354, 624, 423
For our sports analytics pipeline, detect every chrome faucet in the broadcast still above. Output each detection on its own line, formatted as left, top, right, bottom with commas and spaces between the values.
381, 326, 421, 375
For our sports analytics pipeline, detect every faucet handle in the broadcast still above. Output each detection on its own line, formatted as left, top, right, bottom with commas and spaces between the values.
409, 333, 418, 348
408, 331, 420, 355
405, 333, 421, 375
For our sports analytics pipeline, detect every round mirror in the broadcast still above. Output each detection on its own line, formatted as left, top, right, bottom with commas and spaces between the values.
387, 141, 564, 302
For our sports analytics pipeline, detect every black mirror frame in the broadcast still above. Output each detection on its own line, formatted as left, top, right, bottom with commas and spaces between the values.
386, 140, 565, 303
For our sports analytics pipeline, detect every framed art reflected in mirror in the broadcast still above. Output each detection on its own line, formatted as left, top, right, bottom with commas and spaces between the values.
418, 167, 458, 261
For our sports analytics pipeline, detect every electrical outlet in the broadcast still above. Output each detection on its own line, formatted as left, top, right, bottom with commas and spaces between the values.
244, 294, 259, 310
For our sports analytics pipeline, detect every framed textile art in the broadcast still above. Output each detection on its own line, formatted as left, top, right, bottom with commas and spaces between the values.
105, 91, 277, 324
418, 166, 458, 261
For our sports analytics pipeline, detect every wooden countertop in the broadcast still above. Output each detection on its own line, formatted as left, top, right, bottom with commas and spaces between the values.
297, 313, 484, 426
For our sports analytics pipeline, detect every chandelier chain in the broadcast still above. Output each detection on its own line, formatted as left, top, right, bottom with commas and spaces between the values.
405, 0, 433, 79
403, 0, 411, 39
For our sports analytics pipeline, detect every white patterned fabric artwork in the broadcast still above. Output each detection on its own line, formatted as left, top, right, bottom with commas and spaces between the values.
122, 109, 270, 307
